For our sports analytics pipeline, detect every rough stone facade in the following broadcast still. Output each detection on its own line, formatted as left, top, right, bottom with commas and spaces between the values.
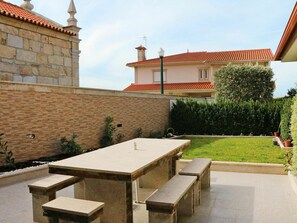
0, 15, 80, 86
0, 82, 171, 164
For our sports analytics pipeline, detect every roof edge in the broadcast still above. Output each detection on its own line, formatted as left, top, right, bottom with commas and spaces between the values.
274, 2, 297, 60
0, 1, 77, 36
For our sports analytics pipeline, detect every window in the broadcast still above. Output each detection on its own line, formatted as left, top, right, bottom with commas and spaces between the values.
153, 70, 167, 82
198, 69, 209, 81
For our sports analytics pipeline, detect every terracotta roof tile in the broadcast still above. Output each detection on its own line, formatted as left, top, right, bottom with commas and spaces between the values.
0, 1, 75, 36
127, 49, 273, 67
123, 82, 214, 92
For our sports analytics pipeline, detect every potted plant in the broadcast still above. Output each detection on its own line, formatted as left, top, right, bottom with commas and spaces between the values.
284, 137, 292, 147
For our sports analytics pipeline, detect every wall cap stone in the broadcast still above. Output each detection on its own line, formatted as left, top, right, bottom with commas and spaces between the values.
0, 81, 176, 99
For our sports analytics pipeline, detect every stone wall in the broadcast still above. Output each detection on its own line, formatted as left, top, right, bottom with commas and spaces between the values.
0, 15, 80, 86
0, 82, 171, 163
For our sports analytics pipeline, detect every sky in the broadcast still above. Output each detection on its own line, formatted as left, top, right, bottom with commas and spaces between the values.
8, 0, 297, 97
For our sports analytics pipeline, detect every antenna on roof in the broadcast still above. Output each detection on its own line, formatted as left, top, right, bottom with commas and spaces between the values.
142, 36, 147, 47
137, 35, 147, 48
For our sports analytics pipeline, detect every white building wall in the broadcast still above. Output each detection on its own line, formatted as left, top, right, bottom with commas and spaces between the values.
136, 65, 214, 84
134, 62, 269, 85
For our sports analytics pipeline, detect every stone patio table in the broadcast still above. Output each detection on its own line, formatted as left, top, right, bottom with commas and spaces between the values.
48, 138, 190, 223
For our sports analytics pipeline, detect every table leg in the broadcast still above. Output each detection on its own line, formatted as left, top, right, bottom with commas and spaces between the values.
139, 159, 172, 189
74, 178, 132, 223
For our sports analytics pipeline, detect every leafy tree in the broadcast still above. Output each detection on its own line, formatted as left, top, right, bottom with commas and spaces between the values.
286, 88, 297, 98
214, 64, 274, 102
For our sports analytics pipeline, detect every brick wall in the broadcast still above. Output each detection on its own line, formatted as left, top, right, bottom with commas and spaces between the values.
0, 82, 172, 163
0, 15, 80, 86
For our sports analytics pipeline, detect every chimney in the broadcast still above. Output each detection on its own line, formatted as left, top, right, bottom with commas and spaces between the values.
135, 45, 146, 61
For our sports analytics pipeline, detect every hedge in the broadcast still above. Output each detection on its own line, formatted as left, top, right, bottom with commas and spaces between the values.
290, 96, 297, 176
170, 99, 283, 136
280, 98, 293, 140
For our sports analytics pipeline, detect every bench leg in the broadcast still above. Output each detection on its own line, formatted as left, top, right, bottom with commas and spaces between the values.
201, 168, 210, 189
149, 210, 177, 223
194, 180, 201, 206
48, 217, 59, 223
177, 186, 195, 217
32, 192, 55, 223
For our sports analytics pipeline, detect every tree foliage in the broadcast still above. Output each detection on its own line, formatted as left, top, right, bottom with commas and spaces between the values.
286, 88, 297, 98
214, 64, 274, 102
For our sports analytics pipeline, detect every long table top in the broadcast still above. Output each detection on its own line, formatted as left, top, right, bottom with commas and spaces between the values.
48, 138, 190, 181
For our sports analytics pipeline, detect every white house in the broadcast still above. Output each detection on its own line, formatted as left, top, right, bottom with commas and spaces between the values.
124, 46, 273, 98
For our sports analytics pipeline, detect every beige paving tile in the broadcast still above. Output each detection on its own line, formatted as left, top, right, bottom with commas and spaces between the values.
1, 171, 297, 223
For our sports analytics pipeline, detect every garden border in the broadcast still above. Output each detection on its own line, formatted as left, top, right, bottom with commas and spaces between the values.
177, 160, 287, 175
0, 164, 49, 187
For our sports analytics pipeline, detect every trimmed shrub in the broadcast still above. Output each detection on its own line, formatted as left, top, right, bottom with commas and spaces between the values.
280, 98, 293, 140
214, 64, 274, 102
170, 99, 282, 136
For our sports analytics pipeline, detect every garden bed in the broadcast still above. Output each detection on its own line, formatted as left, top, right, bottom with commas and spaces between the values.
0, 154, 70, 173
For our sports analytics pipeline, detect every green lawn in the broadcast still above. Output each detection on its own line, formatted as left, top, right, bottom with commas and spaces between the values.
183, 137, 289, 164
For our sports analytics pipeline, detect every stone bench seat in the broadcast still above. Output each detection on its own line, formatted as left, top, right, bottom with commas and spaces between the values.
179, 158, 212, 205
42, 196, 104, 223
146, 174, 197, 223
28, 174, 82, 223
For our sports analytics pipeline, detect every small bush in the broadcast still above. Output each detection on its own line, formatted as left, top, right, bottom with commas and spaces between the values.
0, 133, 15, 167
134, 128, 143, 138
147, 131, 163, 138
60, 133, 83, 156
115, 132, 125, 144
100, 116, 116, 147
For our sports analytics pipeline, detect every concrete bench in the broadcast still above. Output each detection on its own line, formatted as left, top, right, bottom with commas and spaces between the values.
28, 174, 82, 223
179, 158, 212, 205
42, 196, 104, 223
146, 175, 197, 223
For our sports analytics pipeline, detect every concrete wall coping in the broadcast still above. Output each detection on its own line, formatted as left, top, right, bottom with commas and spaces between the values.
0, 81, 176, 99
